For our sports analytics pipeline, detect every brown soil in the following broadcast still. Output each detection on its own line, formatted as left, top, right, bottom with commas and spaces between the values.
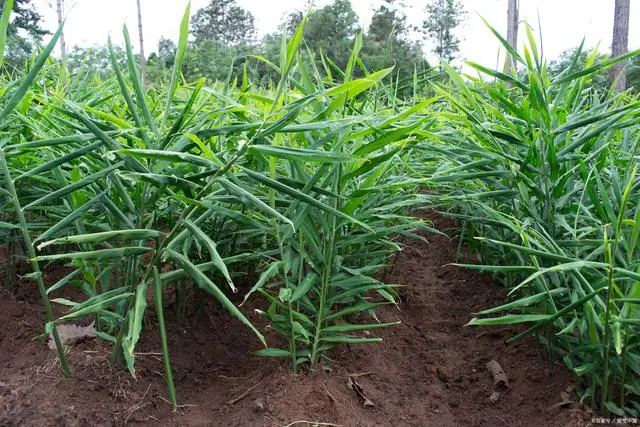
0, 215, 591, 426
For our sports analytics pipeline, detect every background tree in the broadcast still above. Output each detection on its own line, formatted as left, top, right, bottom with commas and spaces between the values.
182, 39, 252, 84
281, 10, 304, 37
146, 37, 177, 85
191, 0, 256, 45
136, 0, 145, 84
56, 0, 65, 61
155, 37, 177, 67
548, 47, 609, 92
611, 0, 630, 91
0, 0, 48, 70
626, 55, 640, 92
423, 0, 465, 62
363, 0, 427, 87
300, 0, 359, 70
506, 0, 518, 72
66, 45, 127, 79
146, 0, 431, 95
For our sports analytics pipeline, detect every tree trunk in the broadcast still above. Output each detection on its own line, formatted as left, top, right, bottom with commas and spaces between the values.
506, 0, 518, 73
611, 0, 630, 92
56, 0, 66, 62
136, 0, 146, 85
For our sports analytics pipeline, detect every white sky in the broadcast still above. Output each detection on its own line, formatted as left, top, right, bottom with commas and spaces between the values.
33, 0, 640, 71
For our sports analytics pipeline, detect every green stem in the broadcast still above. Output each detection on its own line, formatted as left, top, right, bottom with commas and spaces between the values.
310, 164, 341, 368
153, 267, 176, 408
274, 223, 297, 374
601, 225, 616, 412
620, 324, 630, 409
0, 150, 70, 377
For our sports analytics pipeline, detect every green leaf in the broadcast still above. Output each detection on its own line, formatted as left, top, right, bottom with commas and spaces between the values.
123, 282, 148, 377
466, 314, 551, 326
34, 247, 152, 261
183, 219, 236, 292
320, 336, 383, 344
0, 0, 14, 66
56, 293, 133, 322
219, 177, 294, 230
0, 221, 19, 230
117, 149, 218, 169
24, 162, 123, 210
240, 167, 373, 231
254, 348, 291, 357
167, 249, 266, 346
250, 145, 355, 163
161, 2, 191, 131
242, 261, 283, 305
323, 321, 400, 333
37, 229, 164, 250
476, 289, 567, 315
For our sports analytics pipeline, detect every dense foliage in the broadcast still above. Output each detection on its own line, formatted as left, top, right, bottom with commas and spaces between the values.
0, 5, 432, 407
2, 0, 640, 419
427, 29, 640, 415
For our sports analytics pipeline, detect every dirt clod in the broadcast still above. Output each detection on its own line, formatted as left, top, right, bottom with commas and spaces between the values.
436, 367, 450, 383
486, 360, 509, 389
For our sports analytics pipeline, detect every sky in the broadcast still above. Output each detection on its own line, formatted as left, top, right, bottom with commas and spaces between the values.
32, 0, 640, 72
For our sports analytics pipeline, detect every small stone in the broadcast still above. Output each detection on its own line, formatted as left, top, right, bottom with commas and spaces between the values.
252, 398, 265, 413
0, 383, 11, 397
489, 392, 501, 404
436, 367, 449, 383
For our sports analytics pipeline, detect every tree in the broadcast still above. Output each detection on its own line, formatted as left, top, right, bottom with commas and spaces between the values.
302, 0, 359, 69
136, 0, 145, 84
548, 47, 609, 93
506, 0, 518, 73
423, 0, 465, 62
67, 45, 127, 78
0, 0, 48, 69
363, 0, 427, 87
1, 0, 46, 40
281, 10, 303, 37
626, 55, 640, 92
56, 0, 66, 61
611, 0, 630, 92
144, 37, 176, 85
191, 0, 256, 45
182, 39, 252, 84
156, 37, 176, 67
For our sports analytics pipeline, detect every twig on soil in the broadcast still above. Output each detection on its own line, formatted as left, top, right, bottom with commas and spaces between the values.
383, 234, 407, 280
206, 308, 223, 337
124, 384, 152, 424
158, 396, 197, 409
226, 380, 264, 406
218, 374, 245, 380
323, 382, 337, 403
347, 371, 373, 378
492, 414, 509, 426
283, 421, 342, 427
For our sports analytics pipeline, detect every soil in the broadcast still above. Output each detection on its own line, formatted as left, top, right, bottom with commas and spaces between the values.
0, 214, 591, 426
